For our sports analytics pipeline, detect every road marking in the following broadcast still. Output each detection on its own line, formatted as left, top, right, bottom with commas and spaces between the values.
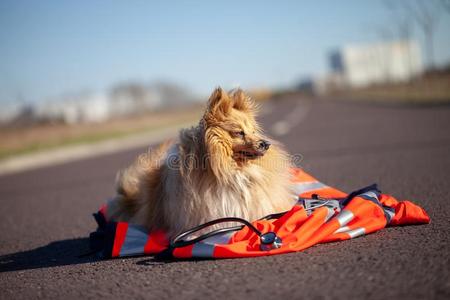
271, 121, 290, 135
271, 99, 311, 136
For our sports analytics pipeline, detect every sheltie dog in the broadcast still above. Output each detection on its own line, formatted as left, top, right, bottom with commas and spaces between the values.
110, 87, 295, 238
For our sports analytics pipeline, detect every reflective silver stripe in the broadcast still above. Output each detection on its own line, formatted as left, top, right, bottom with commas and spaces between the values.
192, 242, 215, 258
346, 227, 365, 238
119, 225, 148, 257
191, 231, 235, 258
333, 226, 365, 238
202, 231, 235, 245
294, 181, 328, 195
334, 226, 350, 233
335, 209, 354, 226
360, 191, 378, 201
385, 209, 395, 223
325, 207, 335, 222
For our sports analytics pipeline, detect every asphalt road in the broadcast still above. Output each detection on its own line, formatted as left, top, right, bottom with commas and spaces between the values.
1, 96, 449, 299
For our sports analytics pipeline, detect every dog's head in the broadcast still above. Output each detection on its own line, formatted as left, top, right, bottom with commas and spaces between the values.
202, 87, 271, 177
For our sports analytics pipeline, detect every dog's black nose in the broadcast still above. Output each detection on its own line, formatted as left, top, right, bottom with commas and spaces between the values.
258, 140, 271, 151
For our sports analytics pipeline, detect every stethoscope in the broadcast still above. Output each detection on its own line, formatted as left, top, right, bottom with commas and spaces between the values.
170, 194, 332, 251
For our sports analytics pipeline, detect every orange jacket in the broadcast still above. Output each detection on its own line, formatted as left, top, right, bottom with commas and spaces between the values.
90, 168, 430, 259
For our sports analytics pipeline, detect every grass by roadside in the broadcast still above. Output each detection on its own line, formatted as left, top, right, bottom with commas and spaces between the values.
327, 72, 450, 105
0, 106, 203, 161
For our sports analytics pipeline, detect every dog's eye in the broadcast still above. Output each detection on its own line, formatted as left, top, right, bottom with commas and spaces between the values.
233, 131, 245, 138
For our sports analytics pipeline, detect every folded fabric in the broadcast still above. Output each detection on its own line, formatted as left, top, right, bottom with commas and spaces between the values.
89, 168, 430, 259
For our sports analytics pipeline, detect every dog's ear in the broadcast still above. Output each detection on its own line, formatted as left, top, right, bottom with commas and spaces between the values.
205, 87, 232, 119
232, 89, 257, 113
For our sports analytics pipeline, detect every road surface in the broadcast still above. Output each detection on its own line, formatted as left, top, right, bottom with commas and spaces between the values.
1, 96, 449, 299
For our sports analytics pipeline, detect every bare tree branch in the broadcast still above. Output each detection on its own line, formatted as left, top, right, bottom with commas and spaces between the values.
441, 0, 450, 13
405, 0, 441, 69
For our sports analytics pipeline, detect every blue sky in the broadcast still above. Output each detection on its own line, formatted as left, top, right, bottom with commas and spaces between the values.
1, 0, 449, 104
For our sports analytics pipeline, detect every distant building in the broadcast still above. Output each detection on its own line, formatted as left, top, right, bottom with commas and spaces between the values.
297, 73, 345, 95
109, 83, 162, 117
0, 81, 199, 127
329, 40, 423, 88
35, 92, 110, 124
0, 102, 26, 124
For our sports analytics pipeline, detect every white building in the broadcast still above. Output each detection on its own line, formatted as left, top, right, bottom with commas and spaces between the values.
329, 40, 423, 88
35, 92, 110, 124
0, 102, 25, 124
0, 81, 198, 126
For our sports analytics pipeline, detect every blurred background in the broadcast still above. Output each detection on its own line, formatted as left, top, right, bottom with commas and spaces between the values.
0, 0, 449, 164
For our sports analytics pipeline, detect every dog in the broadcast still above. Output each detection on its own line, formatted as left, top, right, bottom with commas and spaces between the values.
110, 87, 295, 238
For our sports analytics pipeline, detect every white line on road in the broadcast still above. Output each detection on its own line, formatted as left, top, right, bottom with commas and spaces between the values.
271, 99, 312, 136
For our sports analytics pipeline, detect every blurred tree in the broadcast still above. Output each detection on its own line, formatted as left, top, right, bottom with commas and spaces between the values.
406, 0, 441, 70
382, 0, 415, 81
441, 0, 450, 13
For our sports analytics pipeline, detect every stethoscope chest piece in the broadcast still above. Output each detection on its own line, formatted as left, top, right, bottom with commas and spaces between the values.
259, 232, 282, 251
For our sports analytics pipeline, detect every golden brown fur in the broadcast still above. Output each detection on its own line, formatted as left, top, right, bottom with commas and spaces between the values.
110, 87, 295, 238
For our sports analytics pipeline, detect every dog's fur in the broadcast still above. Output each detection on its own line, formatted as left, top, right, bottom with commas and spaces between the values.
110, 87, 295, 238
